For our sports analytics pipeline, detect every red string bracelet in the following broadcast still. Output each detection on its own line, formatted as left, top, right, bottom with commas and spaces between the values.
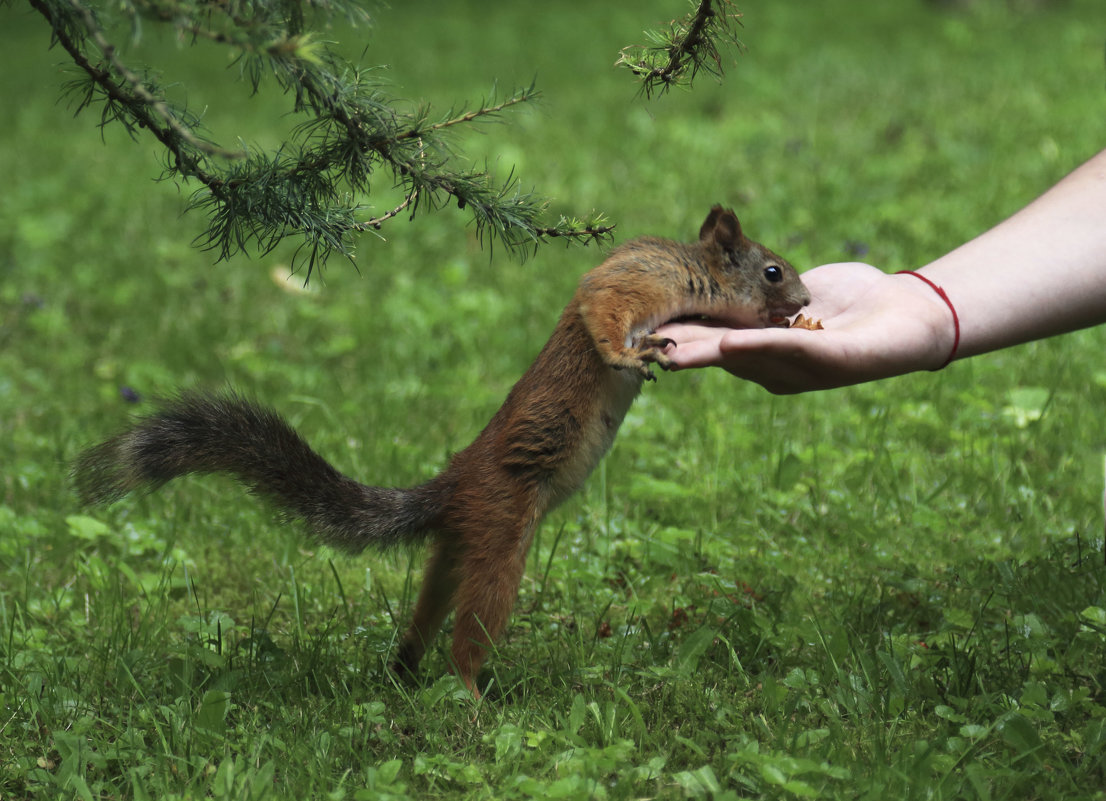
896, 271, 960, 370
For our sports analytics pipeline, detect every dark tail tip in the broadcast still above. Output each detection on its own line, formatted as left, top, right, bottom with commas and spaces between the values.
71, 435, 140, 506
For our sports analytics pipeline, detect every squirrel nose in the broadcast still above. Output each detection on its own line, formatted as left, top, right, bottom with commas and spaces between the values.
793, 287, 812, 308
789, 292, 811, 312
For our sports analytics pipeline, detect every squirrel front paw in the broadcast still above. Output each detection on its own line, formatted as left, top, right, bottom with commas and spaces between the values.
606, 333, 676, 381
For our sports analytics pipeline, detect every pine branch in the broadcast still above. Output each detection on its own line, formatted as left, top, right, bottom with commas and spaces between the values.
394, 90, 539, 142
22, 0, 616, 279
362, 189, 419, 230
533, 217, 617, 247
67, 0, 242, 160
618, 0, 745, 98
31, 0, 236, 192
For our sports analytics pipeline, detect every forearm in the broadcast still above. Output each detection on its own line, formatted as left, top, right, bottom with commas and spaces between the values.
919, 148, 1106, 360
659, 147, 1106, 394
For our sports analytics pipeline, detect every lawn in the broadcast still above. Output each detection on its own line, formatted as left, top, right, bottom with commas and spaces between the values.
2, 0, 1106, 798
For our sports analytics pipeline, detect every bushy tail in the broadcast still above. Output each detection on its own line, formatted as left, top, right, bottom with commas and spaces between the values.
72, 391, 448, 553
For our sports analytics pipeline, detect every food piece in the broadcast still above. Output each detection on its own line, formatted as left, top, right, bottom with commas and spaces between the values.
790, 313, 824, 330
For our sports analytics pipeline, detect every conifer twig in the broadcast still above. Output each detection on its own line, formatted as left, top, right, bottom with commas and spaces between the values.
361, 190, 419, 230
57, 0, 246, 161
617, 0, 744, 98
394, 90, 540, 142
22, 0, 617, 277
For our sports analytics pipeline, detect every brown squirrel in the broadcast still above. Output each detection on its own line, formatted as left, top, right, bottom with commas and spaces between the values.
72, 206, 810, 695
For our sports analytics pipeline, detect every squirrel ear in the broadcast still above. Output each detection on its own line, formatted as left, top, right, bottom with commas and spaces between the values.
699, 205, 744, 250
698, 205, 724, 241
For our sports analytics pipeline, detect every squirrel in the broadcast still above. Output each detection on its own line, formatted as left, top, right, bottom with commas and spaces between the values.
72, 206, 810, 695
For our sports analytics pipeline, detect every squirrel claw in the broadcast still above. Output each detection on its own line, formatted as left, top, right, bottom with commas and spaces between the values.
641, 333, 676, 351
640, 349, 674, 371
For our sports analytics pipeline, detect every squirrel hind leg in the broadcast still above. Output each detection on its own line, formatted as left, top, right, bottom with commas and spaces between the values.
392, 539, 462, 679
447, 534, 532, 695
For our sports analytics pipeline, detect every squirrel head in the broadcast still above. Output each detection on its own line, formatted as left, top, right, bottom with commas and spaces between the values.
697, 205, 810, 326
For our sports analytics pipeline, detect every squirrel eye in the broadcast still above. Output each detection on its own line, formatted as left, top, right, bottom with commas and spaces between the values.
764, 265, 783, 283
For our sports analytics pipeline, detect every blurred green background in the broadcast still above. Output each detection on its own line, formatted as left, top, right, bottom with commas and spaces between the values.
2, 1, 1106, 798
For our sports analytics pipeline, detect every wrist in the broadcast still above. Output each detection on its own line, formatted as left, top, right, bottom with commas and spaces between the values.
896, 271, 961, 370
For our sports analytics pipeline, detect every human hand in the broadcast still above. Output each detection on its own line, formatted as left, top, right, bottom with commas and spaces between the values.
656, 262, 957, 394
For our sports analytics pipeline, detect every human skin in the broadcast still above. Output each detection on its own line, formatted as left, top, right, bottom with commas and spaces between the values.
657, 147, 1106, 394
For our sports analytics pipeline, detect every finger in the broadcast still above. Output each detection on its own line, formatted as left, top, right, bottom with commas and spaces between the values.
667, 327, 806, 370
655, 321, 730, 345
661, 335, 725, 369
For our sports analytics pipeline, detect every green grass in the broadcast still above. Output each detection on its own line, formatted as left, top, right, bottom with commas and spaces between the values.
3, 0, 1106, 798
